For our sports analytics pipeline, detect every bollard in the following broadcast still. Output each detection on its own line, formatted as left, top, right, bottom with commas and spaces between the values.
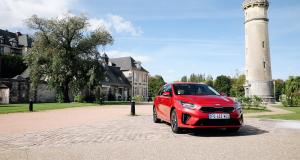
29, 99, 33, 112
131, 99, 135, 116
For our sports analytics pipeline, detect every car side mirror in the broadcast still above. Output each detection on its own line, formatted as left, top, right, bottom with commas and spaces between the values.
162, 91, 171, 97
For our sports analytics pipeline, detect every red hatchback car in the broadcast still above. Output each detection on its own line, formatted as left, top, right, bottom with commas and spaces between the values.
153, 82, 243, 133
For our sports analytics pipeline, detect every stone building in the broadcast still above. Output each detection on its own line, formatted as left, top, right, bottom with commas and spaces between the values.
99, 54, 131, 101
242, 0, 274, 102
110, 56, 149, 100
0, 83, 9, 104
0, 29, 32, 56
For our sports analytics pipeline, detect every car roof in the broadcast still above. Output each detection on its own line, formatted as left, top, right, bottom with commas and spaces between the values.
168, 82, 207, 85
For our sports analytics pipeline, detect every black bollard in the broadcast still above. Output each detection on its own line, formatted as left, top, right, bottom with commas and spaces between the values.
29, 99, 33, 112
131, 99, 135, 116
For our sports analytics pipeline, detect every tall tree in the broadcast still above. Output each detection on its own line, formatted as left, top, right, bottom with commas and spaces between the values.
180, 76, 188, 82
148, 75, 166, 97
214, 75, 232, 96
274, 79, 284, 102
25, 14, 113, 102
230, 75, 245, 97
283, 76, 300, 106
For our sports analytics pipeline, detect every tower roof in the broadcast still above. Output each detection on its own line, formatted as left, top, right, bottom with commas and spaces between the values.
243, 0, 269, 9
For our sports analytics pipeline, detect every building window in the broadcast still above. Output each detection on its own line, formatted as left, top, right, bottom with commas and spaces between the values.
262, 41, 265, 48
263, 61, 266, 69
0, 37, 4, 44
0, 47, 4, 55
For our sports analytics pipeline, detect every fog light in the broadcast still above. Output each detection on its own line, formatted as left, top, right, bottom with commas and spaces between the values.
182, 113, 191, 124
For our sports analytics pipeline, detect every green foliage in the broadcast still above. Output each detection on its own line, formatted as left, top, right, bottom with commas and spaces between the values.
214, 75, 232, 96
148, 75, 165, 97
94, 86, 104, 104
282, 76, 300, 107
133, 95, 143, 102
0, 55, 27, 78
237, 96, 265, 110
230, 75, 245, 97
24, 14, 113, 102
180, 76, 188, 82
252, 96, 263, 107
274, 79, 284, 101
205, 80, 214, 87
74, 94, 83, 103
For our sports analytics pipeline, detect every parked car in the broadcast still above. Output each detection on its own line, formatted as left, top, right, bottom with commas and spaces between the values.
153, 82, 243, 133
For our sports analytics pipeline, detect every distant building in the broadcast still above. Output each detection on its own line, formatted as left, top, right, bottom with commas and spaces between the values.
110, 56, 149, 100
100, 54, 131, 101
0, 29, 32, 56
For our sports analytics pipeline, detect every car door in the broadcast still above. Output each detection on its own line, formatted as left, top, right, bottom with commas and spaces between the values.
156, 85, 166, 120
159, 84, 173, 122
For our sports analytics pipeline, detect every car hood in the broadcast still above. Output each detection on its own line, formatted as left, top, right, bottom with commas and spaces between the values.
176, 95, 235, 106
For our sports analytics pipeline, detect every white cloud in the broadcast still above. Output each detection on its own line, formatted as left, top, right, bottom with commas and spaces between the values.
106, 50, 151, 63
0, 0, 77, 29
88, 15, 142, 36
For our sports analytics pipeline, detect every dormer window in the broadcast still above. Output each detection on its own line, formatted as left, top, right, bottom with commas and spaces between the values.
9, 38, 18, 47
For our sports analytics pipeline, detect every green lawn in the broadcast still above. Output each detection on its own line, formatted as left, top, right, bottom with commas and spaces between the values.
242, 105, 270, 113
257, 105, 300, 120
0, 103, 98, 114
243, 108, 270, 113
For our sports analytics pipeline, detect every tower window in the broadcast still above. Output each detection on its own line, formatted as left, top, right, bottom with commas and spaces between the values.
263, 61, 266, 69
262, 41, 265, 48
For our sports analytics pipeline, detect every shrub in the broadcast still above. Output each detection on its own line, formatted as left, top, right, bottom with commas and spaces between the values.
74, 94, 83, 103
133, 95, 143, 102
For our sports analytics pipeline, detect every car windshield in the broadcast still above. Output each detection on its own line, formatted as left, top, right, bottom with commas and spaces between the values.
173, 84, 220, 96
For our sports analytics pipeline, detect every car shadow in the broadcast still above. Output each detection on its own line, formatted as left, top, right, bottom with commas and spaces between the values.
182, 125, 268, 137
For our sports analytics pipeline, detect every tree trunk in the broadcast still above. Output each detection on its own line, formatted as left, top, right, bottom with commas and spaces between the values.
62, 81, 70, 103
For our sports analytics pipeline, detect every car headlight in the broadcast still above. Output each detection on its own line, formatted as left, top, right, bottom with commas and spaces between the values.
234, 102, 241, 110
178, 101, 197, 109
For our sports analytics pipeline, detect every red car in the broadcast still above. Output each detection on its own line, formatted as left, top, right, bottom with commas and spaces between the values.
153, 82, 243, 133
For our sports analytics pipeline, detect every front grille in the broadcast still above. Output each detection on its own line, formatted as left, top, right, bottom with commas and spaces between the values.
200, 107, 234, 113
194, 119, 241, 126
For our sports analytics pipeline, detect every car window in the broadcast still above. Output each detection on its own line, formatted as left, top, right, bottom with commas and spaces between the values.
158, 85, 167, 95
166, 84, 172, 93
173, 84, 220, 96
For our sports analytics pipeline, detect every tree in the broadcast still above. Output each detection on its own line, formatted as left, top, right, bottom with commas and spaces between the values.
180, 76, 188, 82
274, 79, 284, 102
0, 55, 27, 78
148, 75, 165, 97
25, 14, 113, 102
230, 75, 245, 97
214, 75, 232, 95
282, 76, 300, 106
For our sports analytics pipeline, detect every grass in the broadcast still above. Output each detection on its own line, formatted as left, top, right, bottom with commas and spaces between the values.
242, 106, 270, 113
0, 103, 98, 114
257, 105, 300, 120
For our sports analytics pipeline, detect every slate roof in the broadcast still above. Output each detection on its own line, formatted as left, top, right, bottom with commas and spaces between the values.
0, 29, 18, 46
101, 65, 131, 87
0, 83, 9, 89
0, 29, 32, 47
110, 56, 149, 73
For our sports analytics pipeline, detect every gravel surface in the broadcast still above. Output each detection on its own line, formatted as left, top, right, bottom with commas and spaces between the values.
0, 104, 300, 160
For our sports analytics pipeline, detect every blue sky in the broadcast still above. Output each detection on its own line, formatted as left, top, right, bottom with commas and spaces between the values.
1, 0, 299, 82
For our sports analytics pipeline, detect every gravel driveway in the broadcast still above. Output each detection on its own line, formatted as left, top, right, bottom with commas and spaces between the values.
0, 104, 300, 160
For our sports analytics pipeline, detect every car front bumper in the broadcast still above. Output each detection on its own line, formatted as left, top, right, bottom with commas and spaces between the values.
177, 107, 244, 129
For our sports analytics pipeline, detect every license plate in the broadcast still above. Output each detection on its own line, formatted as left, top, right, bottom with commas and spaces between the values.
209, 113, 230, 119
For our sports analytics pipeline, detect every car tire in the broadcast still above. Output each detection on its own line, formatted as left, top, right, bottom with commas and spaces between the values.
170, 109, 181, 133
153, 106, 161, 123
226, 127, 240, 133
